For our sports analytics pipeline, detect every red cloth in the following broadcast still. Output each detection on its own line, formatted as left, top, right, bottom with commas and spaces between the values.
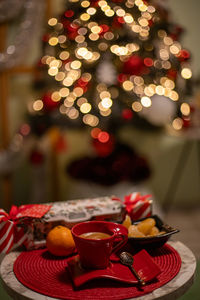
13, 243, 181, 299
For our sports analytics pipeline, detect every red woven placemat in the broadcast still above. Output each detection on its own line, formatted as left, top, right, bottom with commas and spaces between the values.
13, 244, 181, 300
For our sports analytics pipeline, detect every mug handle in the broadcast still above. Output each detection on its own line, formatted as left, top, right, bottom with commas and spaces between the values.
111, 230, 128, 254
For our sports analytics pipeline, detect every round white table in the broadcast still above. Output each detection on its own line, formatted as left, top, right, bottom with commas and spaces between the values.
0, 241, 197, 300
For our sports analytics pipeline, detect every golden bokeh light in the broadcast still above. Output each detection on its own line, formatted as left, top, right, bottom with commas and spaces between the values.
55, 72, 65, 81
180, 103, 190, 116
80, 102, 92, 113
49, 59, 61, 68
132, 25, 141, 33
105, 9, 114, 17
71, 60, 82, 69
78, 27, 87, 35
139, 4, 148, 12
170, 43, 181, 55
132, 101, 142, 112
169, 91, 179, 101
58, 35, 67, 44
63, 77, 74, 86
123, 80, 134, 91
77, 97, 87, 107
59, 51, 69, 60
98, 1, 107, 7
80, 13, 90, 21
172, 118, 183, 130
82, 72, 92, 82
64, 98, 74, 107
160, 49, 169, 61
73, 87, 84, 97
87, 7, 96, 15
48, 18, 57, 26
144, 86, 155, 97
49, 37, 58, 46
89, 33, 99, 41
75, 35, 85, 43
59, 88, 69, 97
147, 6, 156, 13
163, 36, 173, 46
101, 97, 113, 108
83, 114, 99, 126
100, 91, 111, 99
59, 105, 67, 114
155, 85, 164, 95
100, 109, 111, 116
77, 47, 88, 57
141, 96, 152, 107
91, 26, 101, 34
33, 100, 43, 111
51, 91, 61, 102
48, 67, 58, 76
67, 107, 79, 119
81, 1, 90, 8
138, 18, 148, 27
116, 9, 125, 17
181, 68, 192, 79
84, 51, 93, 59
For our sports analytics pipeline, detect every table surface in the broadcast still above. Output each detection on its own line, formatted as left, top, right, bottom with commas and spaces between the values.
0, 241, 197, 300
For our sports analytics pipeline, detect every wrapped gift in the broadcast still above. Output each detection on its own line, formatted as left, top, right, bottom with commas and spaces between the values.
1, 197, 124, 253
29, 196, 125, 249
0, 204, 51, 254
124, 192, 152, 221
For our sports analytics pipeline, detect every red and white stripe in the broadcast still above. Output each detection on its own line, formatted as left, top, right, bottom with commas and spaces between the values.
124, 193, 152, 221
0, 220, 14, 254
0, 209, 26, 254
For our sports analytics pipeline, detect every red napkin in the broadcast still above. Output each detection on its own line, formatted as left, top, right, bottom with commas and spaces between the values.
67, 249, 161, 287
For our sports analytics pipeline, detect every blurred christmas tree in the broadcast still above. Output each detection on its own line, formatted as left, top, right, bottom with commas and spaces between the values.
28, 0, 193, 134
25, 0, 194, 186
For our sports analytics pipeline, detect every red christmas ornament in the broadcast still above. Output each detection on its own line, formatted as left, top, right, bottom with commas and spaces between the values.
75, 78, 89, 93
177, 49, 190, 62
66, 23, 79, 40
148, 19, 153, 27
122, 55, 146, 75
64, 10, 74, 18
42, 93, 60, 112
167, 69, 177, 79
99, 24, 109, 35
90, 0, 100, 7
92, 134, 115, 157
182, 117, 191, 128
118, 73, 127, 83
122, 109, 133, 120
62, 19, 70, 29
112, 16, 124, 28
144, 57, 153, 67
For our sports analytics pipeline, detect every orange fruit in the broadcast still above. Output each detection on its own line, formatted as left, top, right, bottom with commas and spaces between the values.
122, 214, 132, 229
46, 225, 75, 257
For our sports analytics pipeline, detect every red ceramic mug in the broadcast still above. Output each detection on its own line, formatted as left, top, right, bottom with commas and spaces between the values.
71, 221, 128, 269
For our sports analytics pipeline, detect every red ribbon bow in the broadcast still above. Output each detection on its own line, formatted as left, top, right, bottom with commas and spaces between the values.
124, 193, 152, 220
0, 204, 51, 254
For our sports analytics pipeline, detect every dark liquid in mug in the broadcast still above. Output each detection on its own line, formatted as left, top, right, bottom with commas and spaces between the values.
79, 232, 111, 240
